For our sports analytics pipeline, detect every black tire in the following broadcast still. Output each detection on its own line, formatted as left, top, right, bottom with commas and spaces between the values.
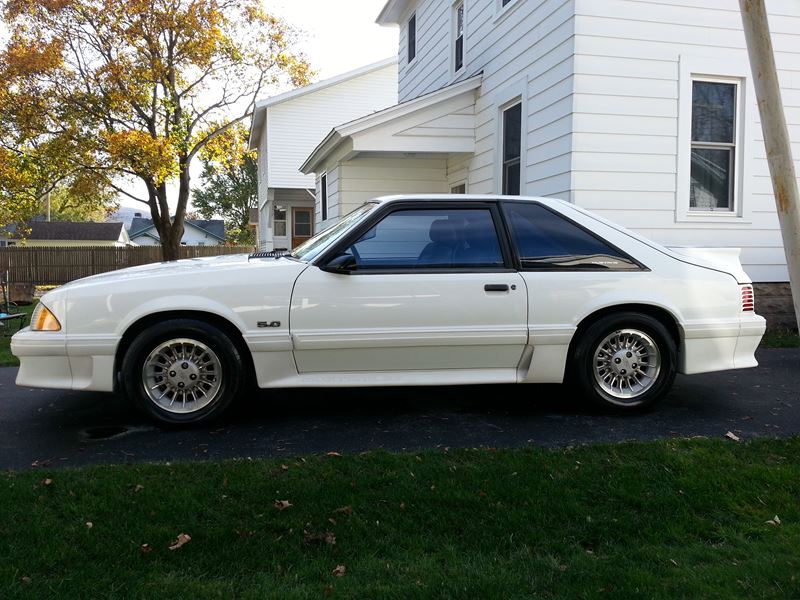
571, 312, 677, 411
121, 318, 243, 426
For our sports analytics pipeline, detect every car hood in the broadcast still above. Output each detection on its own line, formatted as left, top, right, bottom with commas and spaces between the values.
56, 254, 303, 291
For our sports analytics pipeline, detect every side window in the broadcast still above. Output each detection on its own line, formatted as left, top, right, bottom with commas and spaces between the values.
503, 203, 640, 270
407, 13, 416, 63
342, 208, 504, 270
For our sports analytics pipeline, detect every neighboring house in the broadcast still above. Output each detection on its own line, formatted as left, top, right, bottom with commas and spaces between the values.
15, 221, 132, 247
249, 58, 398, 251
128, 215, 226, 246
0, 225, 16, 247
248, 207, 260, 248
300, 0, 800, 286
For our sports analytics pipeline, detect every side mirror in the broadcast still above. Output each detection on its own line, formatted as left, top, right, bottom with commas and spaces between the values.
320, 252, 357, 274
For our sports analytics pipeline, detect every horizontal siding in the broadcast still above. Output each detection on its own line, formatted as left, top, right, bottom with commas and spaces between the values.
266, 65, 398, 189
571, 0, 800, 281
469, 0, 576, 198
337, 157, 449, 216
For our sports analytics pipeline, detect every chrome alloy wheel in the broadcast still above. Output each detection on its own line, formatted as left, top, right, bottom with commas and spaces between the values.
141, 338, 223, 414
592, 329, 661, 402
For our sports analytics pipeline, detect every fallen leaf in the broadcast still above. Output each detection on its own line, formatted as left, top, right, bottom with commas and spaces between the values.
21, 576, 31, 584
326, 452, 342, 458
303, 530, 336, 545
766, 515, 781, 526
140, 543, 153, 554
281, 464, 289, 471
670, 559, 678, 566
85, 522, 93, 529
725, 431, 741, 442
42, 478, 53, 486
168, 533, 191, 551
332, 564, 346, 577
274, 500, 293, 511
333, 506, 353, 516
133, 484, 144, 493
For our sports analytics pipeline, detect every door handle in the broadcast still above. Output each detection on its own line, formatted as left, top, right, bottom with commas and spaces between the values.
484, 284, 510, 292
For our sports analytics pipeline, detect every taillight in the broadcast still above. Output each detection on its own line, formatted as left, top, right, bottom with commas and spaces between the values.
741, 285, 754, 312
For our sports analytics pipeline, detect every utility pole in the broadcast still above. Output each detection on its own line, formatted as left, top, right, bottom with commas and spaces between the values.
740, 0, 800, 331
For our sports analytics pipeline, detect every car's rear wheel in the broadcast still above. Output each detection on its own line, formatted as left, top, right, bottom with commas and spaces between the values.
572, 312, 676, 410
121, 319, 243, 426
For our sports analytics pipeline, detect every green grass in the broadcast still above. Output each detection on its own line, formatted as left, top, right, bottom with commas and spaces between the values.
760, 329, 800, 348
1, 439, 799, 599
0, 301, 35, 367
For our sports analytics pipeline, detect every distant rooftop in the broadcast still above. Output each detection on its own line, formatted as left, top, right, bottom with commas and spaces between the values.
25, 221, 125, 241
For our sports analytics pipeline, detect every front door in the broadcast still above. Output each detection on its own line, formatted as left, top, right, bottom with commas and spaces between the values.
292, 207, 313, 248
290, 204, 528, 374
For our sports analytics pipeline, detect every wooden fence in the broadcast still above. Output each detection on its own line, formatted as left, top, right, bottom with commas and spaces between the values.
0, 245, 255, 285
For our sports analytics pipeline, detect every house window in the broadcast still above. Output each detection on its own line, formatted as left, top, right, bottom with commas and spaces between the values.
690, 80, 737, 211
453, 2, 464, 73
451, 183, 467, 194
502, 0, 513, 5
502, 102, 522, 195
274, 205, 287, 237
407, 13, 416, 63
320, 173, 328, 221
0, 241, 6, 247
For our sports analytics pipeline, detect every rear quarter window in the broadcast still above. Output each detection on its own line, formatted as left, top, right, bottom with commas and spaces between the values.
502, 202, 641, 271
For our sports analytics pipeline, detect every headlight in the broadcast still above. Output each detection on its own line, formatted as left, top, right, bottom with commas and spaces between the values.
30, 303, 62, 331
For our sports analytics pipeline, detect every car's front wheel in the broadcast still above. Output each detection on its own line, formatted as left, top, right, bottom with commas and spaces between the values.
572, 312, 677, 410
121, 319, 243, 426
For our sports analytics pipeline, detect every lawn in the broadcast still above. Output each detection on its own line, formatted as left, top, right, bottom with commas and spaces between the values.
1, 439, 798, 598
0, 301, 35, 366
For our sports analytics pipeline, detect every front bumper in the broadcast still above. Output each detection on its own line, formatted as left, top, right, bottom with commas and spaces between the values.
11, 328, 117, 392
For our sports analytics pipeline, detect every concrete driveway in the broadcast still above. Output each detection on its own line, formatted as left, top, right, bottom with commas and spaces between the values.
0, 348, 797, 471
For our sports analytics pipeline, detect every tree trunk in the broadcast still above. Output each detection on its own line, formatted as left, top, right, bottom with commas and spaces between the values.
156, 181, 183, 262
740, 0, 800, 331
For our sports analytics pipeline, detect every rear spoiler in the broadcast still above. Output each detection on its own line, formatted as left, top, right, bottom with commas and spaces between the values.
667, 247, 751, 284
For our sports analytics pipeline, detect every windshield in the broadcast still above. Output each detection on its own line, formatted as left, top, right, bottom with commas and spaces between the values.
291, 203, 378, 262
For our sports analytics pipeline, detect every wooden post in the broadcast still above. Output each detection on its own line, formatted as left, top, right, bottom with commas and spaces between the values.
740, 0, 800, 331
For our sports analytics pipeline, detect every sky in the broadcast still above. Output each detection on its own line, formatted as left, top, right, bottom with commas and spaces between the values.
269, 0, 398, 79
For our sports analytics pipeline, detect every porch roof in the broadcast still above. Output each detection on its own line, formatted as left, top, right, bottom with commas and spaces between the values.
300, 74, 482, 175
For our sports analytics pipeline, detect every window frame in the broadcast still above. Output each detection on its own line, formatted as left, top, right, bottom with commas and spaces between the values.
494, 0, 522, 24
407, 13, 417, 64
320, 172, 328, 222
676, 55, 754, 224
689, 78, 739, 213
501, 101, 522, 196
499, 201, 648, 272
273, 204, 288, 238
452, 1, 465, 76
315, 201, 516, 275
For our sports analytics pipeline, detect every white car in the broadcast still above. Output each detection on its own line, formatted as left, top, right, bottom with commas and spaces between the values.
12, 195, 766, 425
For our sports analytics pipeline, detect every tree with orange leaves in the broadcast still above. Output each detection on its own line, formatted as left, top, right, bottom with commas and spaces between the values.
1, 0, 312, 259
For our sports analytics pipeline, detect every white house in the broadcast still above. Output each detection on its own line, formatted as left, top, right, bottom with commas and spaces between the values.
301, 0, 799, 288
2, 221, 133, 247
128, 216, 226, 246
248, 58, 398, 250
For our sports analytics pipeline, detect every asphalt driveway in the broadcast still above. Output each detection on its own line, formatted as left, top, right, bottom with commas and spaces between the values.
0, 348, 797, 471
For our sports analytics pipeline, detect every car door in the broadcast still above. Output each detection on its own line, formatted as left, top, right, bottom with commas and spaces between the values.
290, 203, 528, 375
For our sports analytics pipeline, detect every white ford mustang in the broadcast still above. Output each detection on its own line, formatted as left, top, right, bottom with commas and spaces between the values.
12, 195, 766, 425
